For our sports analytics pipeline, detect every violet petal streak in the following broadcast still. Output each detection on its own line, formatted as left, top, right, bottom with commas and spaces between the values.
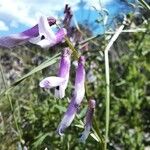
57, 56, 85, 135
80, 99, 96, 142
55, 48, 71, 98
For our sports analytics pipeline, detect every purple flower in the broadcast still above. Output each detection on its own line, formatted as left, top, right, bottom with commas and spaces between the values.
63, 4, 72, 27
0, 16, 67, 49
29, 16, 67, 48
80, 99, 96, 143
73, 56, 85, 105
57, 56, 85, 135
39, 48, 71, 97
55, 48, 71, 98
39, 76, 65, 89
0, 17, 56, 48
57, 100, 78, 135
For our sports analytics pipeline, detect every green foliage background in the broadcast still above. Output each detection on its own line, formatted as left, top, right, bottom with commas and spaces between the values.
0, 3, 150, 150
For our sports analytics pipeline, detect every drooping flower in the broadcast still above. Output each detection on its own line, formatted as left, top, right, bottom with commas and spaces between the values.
55, 48, 71, 98
57, 56, 85, 135
79, 99, 96, 143
57, 100, 78, 136
73, 56, 85, 105
0, 17, 56, 48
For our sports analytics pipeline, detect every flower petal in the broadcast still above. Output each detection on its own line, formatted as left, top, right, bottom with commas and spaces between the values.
79, 99, 96, 142
63, 4, 72, 26
29, 17, 67, 48
30, 38, 53, 49
55, 84, 66, 99
22, 17, 56, 37
0, 17, 56, 48
0, 34, 30, 48
74, 56, 85, 104
38, 16, 56, 41
57, 99, 78, 135
29, 16, 56, 47
39, 76, 65, 89
79, 126, 91, 143
55, 48, 71, 98
55, 28, 67, 44
57, 57, 86, 135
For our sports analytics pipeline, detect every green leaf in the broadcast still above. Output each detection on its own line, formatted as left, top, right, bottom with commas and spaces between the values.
90, 133, 99, 142
32, 133, 51, 148
54, 104, 66, 112
1, 53, 60, 95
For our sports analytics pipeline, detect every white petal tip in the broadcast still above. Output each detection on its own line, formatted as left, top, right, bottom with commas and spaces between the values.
57, 127, 65, 136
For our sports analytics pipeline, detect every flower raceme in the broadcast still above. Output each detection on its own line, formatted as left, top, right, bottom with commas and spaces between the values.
57, 56, 85, 135
80, 99, 96, 142
0, 4, 94, 141
39, 48, 71, 98
0, 16, 67, 49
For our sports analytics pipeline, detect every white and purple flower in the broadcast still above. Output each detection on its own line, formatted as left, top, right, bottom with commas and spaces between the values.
0, 16, 67, 49
39, 76, 65, 89
29, 16, 67, 49
55, 48, 71, 98
39, 48, 71, 98
57, 56, 85, 135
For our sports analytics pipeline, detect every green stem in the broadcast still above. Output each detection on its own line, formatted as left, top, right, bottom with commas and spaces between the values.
93, 117, 105, 149
56, 23, 80, 60
139, 0, 150, 11
65, 37, 80, 60
104, 50, 110, 150
0, 64, 23, 143
7, 94, 22, 141
103, 19, 126, 149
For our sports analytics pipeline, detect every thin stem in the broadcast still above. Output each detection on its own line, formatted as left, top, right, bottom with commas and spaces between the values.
138, 0, 150, 11
0, 64, 7, 89
104, 50, 110, 150
0, 64, 23, 143
93, 117, 105, 149
104, 19, 126, 150
78, 28, 146, 46
56, 23, 80, 60
65, 37, 80, 60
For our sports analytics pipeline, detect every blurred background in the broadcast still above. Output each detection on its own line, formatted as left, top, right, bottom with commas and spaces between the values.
0, 0, 150, 149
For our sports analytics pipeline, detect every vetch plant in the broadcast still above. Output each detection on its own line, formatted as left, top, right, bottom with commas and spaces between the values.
0, 4, 100, 146
0, 1, 149, 149
0, 3, 133, 148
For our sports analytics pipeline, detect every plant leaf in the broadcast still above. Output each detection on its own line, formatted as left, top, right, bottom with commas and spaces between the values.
0, 53, 60, 95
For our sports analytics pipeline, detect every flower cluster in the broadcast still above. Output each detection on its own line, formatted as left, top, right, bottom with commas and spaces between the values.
0, 5, 96, 142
